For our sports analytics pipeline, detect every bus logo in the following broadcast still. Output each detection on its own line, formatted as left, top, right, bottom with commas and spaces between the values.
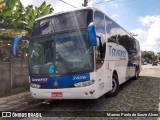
32, 78, 48, 83
49, 66, 54, 74
108, 45, 126, 57
53, 81, 58, 87
73, 76, 87, 80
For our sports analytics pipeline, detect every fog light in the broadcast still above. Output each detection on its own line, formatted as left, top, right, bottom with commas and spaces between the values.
30, 84, 41, 88
74, 80, 95, 87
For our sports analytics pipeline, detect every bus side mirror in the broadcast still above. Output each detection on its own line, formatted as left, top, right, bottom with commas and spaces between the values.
12, 36, 29, 56
88, 22, 97, 46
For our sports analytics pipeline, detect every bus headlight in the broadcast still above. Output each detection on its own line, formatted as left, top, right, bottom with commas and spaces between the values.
30, 84, 41, 88
74, 80, 95, 87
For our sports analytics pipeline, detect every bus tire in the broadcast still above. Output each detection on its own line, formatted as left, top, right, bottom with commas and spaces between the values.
106, 74, 119, 97
134, 68, 139, 80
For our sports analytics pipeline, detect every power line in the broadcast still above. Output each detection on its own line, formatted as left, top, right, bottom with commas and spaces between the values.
59, 0, 77, 8
93, 0, 115, 5
73, 0, 82, 5
93, 0, 138, 5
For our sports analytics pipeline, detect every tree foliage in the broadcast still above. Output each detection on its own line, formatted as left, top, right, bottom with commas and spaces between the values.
0, 0, 54, 32
141, 51, 157, 62
0, 0, 54, 62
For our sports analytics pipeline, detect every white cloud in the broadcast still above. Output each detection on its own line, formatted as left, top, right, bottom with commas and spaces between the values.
130, 29, 147, 44
138, 15, 160, 26
148, 18, 160, 42
130, 29, 151, 51
131, 15, 160, 53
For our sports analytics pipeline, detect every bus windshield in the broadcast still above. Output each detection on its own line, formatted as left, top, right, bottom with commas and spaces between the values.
29, 30, 93, 76
32, 10, 93, 36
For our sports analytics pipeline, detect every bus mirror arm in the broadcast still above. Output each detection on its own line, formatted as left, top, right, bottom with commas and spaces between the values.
12, 36, 30, 56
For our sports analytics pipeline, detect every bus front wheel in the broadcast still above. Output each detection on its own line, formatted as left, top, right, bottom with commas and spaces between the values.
106, 74, 119, 97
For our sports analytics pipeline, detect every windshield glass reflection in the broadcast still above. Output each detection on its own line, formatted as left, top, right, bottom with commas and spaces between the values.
29, 31, 93, 76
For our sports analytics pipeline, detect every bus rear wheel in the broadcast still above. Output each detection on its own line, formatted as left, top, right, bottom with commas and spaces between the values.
106, 74, 119, 97
134, 68, 139, 80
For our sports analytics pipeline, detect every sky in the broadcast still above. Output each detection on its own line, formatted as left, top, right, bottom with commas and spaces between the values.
20, 0, 160, 53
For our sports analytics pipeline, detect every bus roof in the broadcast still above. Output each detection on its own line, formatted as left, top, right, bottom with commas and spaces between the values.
35, 7, 139, 42
35, 6, 101, 21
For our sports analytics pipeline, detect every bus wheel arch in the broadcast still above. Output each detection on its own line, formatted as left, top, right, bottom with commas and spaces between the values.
106, 70, 119, 97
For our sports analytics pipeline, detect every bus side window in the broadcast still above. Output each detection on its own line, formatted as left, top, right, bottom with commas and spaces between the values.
102, 42, 106, 59
95, 44, 102, 70
94, 11, 105, 70
95, 42, 106, 70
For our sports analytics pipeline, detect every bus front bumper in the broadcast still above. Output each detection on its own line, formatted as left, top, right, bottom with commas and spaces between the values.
30, 85, 99, 99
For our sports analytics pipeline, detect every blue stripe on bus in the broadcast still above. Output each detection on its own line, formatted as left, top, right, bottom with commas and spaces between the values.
30, 73, 90, 88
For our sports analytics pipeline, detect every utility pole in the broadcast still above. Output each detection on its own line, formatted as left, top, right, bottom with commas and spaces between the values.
82, 0, 90, 7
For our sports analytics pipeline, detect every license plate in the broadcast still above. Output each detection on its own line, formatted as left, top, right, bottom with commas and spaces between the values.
51, 92, 63, 97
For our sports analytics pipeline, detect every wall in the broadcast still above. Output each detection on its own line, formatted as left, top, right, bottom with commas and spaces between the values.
0, 58, 29, 96
0, 62, 11, 93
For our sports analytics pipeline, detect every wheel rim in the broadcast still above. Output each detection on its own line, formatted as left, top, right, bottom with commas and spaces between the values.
111, 78, 117, 92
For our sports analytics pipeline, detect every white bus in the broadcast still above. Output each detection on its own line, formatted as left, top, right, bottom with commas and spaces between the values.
13, 7, 141, 99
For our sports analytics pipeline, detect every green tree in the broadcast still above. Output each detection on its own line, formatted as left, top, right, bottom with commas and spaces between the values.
0, 0, 54, 61
0, 0, 54, 32
141, 51, 157, 62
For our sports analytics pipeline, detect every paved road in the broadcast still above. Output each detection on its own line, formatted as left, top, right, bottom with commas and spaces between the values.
19, 68, 160, 120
